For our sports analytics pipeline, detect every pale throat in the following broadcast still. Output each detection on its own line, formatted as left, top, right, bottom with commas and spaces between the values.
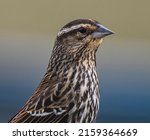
89, 38, 103, 49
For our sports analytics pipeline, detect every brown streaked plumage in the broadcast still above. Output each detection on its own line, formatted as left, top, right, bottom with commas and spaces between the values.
8, 19, 114, 123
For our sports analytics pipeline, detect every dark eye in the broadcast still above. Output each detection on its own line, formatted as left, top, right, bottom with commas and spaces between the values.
78, 27, 87, 34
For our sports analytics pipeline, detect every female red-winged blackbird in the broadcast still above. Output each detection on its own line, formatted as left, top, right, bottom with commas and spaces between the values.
9, 19, 114, 123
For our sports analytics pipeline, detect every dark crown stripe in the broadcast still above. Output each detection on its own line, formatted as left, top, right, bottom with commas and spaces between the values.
58, 19, 100, 37
63, 19, 99, 29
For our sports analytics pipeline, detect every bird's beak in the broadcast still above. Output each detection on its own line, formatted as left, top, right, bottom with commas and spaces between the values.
91, 24, 114, 39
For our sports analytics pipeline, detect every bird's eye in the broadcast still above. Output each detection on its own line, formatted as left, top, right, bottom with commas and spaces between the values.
78, 27, 87, 34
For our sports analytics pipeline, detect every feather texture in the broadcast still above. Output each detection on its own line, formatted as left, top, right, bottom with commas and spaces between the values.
9, 19, 114, 123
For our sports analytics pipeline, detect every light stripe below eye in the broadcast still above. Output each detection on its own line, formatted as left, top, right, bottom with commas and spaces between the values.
57, 24, 91, 37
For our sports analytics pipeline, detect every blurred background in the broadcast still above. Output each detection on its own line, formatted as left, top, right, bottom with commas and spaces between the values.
0, 0, 150, 123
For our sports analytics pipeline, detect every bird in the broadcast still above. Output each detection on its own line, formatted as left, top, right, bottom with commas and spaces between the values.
8, 19, 114, 123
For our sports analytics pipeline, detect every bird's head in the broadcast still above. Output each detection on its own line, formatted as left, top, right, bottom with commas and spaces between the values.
52, 19, 114, 61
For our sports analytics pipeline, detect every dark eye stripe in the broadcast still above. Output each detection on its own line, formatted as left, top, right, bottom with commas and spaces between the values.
58, 24, 88, 37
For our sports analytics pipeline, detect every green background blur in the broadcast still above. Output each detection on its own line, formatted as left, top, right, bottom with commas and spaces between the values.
0, 0, 150, 39
0, 0, 150, 122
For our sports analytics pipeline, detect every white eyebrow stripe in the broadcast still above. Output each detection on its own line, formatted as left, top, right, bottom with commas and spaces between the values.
57, 24, 91, 37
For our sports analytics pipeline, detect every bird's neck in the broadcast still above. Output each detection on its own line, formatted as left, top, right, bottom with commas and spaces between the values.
48, 45, 97, 71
